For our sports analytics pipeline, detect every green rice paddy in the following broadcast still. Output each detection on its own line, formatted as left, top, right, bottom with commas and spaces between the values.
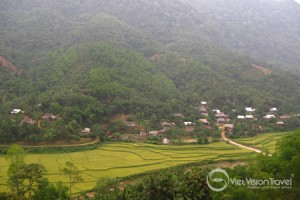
233, 131, 291, 153
0, 142, 253, 194
0, 132, 289, 194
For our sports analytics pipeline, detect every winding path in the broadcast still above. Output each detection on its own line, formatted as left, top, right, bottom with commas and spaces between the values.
221, 127, 272, 156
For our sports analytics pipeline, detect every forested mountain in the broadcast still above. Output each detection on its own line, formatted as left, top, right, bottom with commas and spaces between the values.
1, 0, 300, 70
1, 0, 300, 142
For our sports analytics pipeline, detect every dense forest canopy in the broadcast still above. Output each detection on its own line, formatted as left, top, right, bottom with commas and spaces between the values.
1, 0, 300, 70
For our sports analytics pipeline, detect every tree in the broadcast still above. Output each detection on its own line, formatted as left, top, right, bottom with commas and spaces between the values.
32, 180, 70, 200
6, 145, 27, 198
6, 145, 47, 199
62, 161, 83, 197
25, 163, 47, 200
94, 177, 121, 199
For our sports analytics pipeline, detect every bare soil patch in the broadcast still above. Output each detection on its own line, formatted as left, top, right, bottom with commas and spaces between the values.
252, 64, 271, 75
0, 55, 21, 75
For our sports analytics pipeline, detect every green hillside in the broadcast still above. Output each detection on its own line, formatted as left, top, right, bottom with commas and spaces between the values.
0, 0, 300, 144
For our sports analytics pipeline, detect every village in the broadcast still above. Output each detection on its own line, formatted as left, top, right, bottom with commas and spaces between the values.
6, 100, 300, 146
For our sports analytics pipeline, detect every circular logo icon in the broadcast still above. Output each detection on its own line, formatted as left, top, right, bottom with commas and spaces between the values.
206, 168, 229, 192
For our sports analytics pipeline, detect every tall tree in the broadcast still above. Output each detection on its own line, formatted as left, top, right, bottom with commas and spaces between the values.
25, 163, 47, 200
62, 161, 83, 197
6, 145, 27, 198
32, 180, 70, 200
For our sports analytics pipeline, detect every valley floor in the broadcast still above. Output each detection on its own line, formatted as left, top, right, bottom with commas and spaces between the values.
0, 131, 289, 194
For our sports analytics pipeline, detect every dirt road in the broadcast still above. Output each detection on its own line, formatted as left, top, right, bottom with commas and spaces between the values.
221, 127, 272, 156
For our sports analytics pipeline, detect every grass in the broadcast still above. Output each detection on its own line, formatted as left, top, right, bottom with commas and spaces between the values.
0, 132, 288, 194
233, 131, 291, 153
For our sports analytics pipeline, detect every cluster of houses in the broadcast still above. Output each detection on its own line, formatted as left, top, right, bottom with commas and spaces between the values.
134, 101, 299, 144
236, 107, 293, 126
11, 108, 93, 135
11, 109, 59, 127
10, 102, 299, 144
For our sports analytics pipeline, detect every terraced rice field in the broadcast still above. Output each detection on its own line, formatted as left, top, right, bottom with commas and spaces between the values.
0, 142, 254, 194
233, 132, 291, 153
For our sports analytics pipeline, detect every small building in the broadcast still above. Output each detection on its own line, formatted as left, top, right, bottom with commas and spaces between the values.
270, 108, 278, 112
224, 124, 234, 132
161, 122, 173, 127
139, 131, 148, 137
245, 107, 256, 112
184, 122, 192, 126
276, 121, 284, 125
216, 118, 225, 124
201, 101, 207, 105
279, 114, 290, 121
162, 137, 170, 144
80, 128, 91, 136
149, 131, 159, 136
263, 114, 276, 120
126, 121, 136, 128
237, 115, 245, 119
173, 113, 184, 117
215, 112, 228, 118
245, 115, 254, 119
185, 126, 194, 132
42, 113, 57, 121
198, 105, 207, 113
81, 128, 91, 133
199, 119, 210, 125
224, 124, 234, 129
213, 109, 221, 114
159, 127, 170, 133
11, 109, 22, 114
20, 116, 36, 125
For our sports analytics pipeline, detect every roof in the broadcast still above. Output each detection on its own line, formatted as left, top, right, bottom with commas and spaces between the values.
237, 115, 245, 119
163, 138, 170, 144
245, 115, 254, 119
81, 128, 91, 133
224, 124, 234, 128
42, 113, 57, 120
263, 115, 276, 119
217, 118, 225, 122
185, 126, 194, 132
126, 121, 136, 127
213, 109, 221, 114
270, 108, 278, 112
184, 122, 192, 126
279, 115, 290, 120
276, 121, 284, 125
199, 119, 209, 124
139, 131, 147, 136
11, 109, 22, 114
20, 116, 36, 125
245, 107, 256, 112
215, 113, 228, 118
198, 105, 207, 112
149, 131, 159, 136
201, 101, 207, 105
173, 113, 183, 117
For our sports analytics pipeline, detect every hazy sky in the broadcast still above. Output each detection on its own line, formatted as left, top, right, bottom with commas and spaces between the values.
295, 0, 300, 4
